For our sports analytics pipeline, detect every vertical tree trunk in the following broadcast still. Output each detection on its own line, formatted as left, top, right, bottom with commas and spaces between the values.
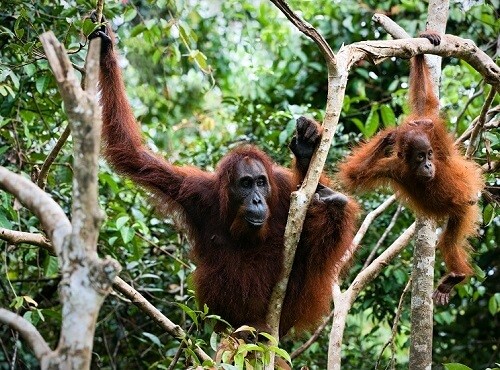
409, 1, 449, 368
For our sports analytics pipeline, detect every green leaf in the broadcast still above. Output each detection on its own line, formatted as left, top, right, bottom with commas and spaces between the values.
0, 211, 12, 228
82, 18, 99, 37
443, 363, 473, 370
482, 203, 495, 226
130, 24, 147, 38
176, 303, 198, 325
120, 226, 135, 244
178, 23, 190, 46
116, 216, 130, 230
365, 104, 380, 138
268, 346, 291, 363
189, 50, 210, 73
351, 118, 366, 137
488, 293, 500, 316
380, 104, 396, 128
258, 332, 278, 346
10, 296, 23, 310
43, 256, 59, 277
124, 8, 138, 22
142, 332, 163, 347
35, 76, 48, 94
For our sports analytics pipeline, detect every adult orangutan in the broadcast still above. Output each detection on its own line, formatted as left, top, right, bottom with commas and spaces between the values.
339, 32, 483, 305
89, 17, 358, 336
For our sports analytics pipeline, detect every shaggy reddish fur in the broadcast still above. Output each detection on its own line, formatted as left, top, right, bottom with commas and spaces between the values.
339, 38, 483, 303
96, 25, 358, 336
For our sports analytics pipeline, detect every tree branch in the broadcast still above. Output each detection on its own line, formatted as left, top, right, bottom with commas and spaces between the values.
0, 227, 212, 365
465, 87, 497, 159
0, 228, 53, 253
353, 195, 397, 247
347, 222, 416, 304
36, 125, 71, 190
362, 205, 403, 270
268, 0, 336, 67
0, 308, 52, 361
0, 167, 71, 256
342, 36, 500, 88
113, 277, 213, 364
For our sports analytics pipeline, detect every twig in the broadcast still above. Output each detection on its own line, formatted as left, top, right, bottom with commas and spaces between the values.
346, 222, 416, 303
112, 277, 213, 364
454, 81, 484, 133
291, 309, 335, 359
268, 0, 336, 67
456, 105, 499, 143
465, 87, 497, 159
375, 278, 412, 369
36, 125, 71, 190
353, 195, 397, 248
362, 204, 403, 270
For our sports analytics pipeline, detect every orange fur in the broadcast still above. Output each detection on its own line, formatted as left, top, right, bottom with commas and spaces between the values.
94, 23, 359, 335
339, 35, 483, 302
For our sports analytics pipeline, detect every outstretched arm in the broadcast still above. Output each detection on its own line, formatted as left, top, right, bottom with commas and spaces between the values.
338, 129, 398, 192
89, 15, 198, 199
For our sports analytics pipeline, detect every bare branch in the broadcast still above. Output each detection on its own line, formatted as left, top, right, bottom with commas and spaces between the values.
372, 14, 410, 39
112, 277, 213, 364
465, 87, 497, 159
0, 308, 52, 360
375, 278, 412, 369
342, 36, 500, 88
36, 125, 71, 190
362, 205, 403, 270
291, 309, 334, 359
346, 222, 416, 305
0, 167, 71, 255
269, 0, 336, 67
353, 195, 397, 247
0, 228, 53, 253
457, 105, 499, 143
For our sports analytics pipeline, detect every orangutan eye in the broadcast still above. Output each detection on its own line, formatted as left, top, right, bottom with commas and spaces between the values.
240, 177, 252, 188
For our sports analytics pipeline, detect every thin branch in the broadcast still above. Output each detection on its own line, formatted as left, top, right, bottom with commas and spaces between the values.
375, 278, 412, 369
346, 222, 416, 306
269, 0, 336, 67
353, 195, 397, 248
0, 167, 71, 255
454, 81, 484, 133
112, 277, 213, 364
291, 309, 335, 359
0, 228, 53, 253
456, 105, 499, 143
36, 125, 71, 190
372, 14, 410, 39
362, 205, 403, 270
0, 308, 52, 360
465, 87, 497, 159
